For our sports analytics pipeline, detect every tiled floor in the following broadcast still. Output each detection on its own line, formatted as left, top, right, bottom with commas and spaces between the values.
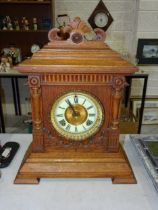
2, 114, 158, 134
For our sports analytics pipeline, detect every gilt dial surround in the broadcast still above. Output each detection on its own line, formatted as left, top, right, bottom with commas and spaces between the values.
50, 91, 104, 141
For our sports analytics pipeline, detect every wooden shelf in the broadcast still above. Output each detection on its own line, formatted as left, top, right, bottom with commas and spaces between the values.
0, 1, 51, 4
0, 30, 49, 33
0, 0, 53, 59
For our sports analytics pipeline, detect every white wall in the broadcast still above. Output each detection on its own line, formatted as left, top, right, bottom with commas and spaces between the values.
131, 0, 158, 96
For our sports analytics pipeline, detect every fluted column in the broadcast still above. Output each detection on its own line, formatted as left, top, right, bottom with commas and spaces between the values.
108, 76, 126, 152
28, 75, 44, 152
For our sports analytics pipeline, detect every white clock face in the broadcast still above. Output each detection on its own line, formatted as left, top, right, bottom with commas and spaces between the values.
31, 44, 40, 54
94, 12, 108, 28
50, 91, 104, 141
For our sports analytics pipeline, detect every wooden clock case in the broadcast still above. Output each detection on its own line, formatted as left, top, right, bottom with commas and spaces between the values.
14, 19, 138, 184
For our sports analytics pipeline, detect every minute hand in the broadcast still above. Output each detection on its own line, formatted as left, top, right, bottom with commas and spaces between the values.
66, 99, 78, 116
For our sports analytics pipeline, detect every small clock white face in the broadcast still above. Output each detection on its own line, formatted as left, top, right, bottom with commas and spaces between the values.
94, 12, 108, 28
50, 91, 104, 141
31, 44, 40, 54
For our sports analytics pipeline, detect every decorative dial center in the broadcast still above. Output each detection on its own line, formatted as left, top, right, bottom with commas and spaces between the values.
65, 104, 88, 125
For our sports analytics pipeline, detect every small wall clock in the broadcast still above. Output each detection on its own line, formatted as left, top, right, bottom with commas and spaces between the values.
31, 44, 40, 54
88, 0, 113, 31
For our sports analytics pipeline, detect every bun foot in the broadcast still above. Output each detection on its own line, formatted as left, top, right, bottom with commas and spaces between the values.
112, 176, 137, 184
14, 177, 40, 184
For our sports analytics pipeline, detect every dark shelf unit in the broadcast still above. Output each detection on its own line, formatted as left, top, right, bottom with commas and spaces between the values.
0, 0, 53, 59
0, 1, 51, 4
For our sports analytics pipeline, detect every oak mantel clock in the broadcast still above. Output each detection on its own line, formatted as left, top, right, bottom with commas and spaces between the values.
15, 17, 138, 184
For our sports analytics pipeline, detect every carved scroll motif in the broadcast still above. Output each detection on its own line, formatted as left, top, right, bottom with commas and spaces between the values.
28, 75, 44, 152
48, 16, 106, 43
45, 129, 107, 151
43, 124, 107, 151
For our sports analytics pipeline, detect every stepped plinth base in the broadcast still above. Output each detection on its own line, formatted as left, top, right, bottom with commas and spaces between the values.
14, 144, 136, 184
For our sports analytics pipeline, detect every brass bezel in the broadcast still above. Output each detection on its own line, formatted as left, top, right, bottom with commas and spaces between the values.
50, 90, 104, 141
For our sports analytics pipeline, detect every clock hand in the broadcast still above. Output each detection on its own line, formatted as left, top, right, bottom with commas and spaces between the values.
66, 99, 79, 117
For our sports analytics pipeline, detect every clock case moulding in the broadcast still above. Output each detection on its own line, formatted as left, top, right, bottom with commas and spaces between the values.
14, 17, 138, 185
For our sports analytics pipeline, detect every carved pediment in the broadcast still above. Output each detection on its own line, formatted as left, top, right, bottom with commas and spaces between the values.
48, 17, 106, 44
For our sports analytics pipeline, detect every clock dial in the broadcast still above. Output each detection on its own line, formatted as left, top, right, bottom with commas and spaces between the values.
31, 44, 40, 54
94, 12, 108, 28
50, 91, 104, 141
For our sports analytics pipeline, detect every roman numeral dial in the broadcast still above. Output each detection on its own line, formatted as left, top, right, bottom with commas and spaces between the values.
50, 91, 104, 141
